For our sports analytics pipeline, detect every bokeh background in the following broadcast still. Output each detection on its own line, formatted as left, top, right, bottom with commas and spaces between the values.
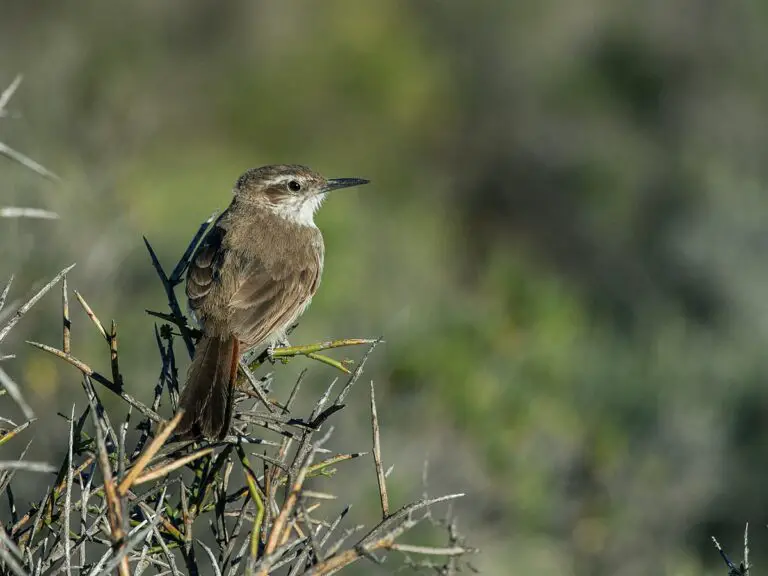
1, 1, 767, 574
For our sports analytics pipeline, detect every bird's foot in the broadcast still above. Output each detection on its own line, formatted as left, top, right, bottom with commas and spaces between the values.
266, 337, 290, 364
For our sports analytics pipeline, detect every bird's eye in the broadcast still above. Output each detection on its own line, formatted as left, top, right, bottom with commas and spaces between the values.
288, 180, 301, 192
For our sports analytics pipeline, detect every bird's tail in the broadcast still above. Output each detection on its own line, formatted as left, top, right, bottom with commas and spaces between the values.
177, 334, 239, 441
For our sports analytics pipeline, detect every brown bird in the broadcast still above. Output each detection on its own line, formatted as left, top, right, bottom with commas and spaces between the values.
177, 165, 369, 440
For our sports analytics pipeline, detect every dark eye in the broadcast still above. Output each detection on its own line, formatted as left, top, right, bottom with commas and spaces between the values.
288, 180, 301, 192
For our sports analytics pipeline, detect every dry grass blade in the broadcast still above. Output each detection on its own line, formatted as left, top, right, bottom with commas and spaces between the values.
0, 524, 27, 576
252, 537, 308, 574
0, 418, 33, 447
118, 406, 130, 483
239, 361, 275, 414
150, 521, 182, 576
195, 539, 223, 576
86, 382, 128, 576
0, 438, 32, 496
64, 405, 74, 576
361, 493, 465, 545
0, 264, 75, 345
62, 275, 70, 354
262, 427, 333, 568
0, 74, 23, 112
135, 484, 170, 576
73, 290, 107, 341
0, 207, 59, 219
0, 461, 56, 473
81, 374, 119, 447
110, 320, 121, 387
370, 381, 389, 519
334, 339, 382, 406
305, 493, 466, 575
136, 501, 184, 544
237, 446, 265, 570
301, 490, 336, 501
288, 505, 351, 576
118, 410, 185, 496
99, 517, 161, 576
0, 365, 34, 420
386, 542, 474, 556
303, 452, 366, 480
0, 275, 13, 313
0, 142, 60, 182
133, 447, 214, 486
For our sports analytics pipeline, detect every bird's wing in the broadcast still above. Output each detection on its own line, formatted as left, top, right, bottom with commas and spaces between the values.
186, 223, 227, 308
226, 252, 321, 347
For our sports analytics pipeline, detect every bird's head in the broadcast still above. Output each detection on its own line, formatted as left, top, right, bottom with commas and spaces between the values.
233, 164, 369, 226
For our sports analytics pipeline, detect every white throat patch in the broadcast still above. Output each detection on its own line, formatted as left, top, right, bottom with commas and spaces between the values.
268, 194, 324, 227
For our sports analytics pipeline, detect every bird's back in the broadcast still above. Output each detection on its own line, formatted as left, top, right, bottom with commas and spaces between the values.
187, 200, 324, 349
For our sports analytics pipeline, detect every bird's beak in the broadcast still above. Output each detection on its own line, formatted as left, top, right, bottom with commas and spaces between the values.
323, 178, 370, 193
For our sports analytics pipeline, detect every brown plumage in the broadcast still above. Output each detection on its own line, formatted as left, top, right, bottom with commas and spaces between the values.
177, 165, 368, 440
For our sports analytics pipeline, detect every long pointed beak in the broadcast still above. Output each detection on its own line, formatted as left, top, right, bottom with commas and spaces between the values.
323, 177, 370, 193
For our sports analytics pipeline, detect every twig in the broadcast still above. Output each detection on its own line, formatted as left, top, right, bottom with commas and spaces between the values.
744, 523, 750, 574
169, 212, 218, 285
0, 365, 34, 420
305, 493, 465, 575
133, 448, 214, 486
238, 361, 275, 414
0, 524, 27, 576
80, 374, 119, 447
369, 381, 389, 519
99, 517, 161, 576
334, 339, 382, 406
237, 445, 265, 570
0, 264, 75, 345
196, 538, 223, 576
63, 405, 74, 576
247, 339, 377, 376
109, 320, 122, 388
261, 427, 334, 573
118, 410, 184, 496
26, 341, 161, 423
143, 237, 195, 359
86, 380, 128, 576
61, 275, 70, 354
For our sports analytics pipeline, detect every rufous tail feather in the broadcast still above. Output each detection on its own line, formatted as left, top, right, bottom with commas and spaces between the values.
177, 334, 238, 440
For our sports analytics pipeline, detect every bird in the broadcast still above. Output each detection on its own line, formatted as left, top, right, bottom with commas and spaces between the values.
176, 164, 369, 440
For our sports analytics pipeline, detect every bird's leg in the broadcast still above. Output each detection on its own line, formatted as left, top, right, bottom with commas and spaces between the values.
266, 335, 291, 363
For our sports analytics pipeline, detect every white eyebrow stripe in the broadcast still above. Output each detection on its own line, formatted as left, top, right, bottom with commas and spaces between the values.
271, 175, 302, 186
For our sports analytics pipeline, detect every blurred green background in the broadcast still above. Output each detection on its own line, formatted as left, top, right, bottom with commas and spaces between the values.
1, 1, 767, 574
